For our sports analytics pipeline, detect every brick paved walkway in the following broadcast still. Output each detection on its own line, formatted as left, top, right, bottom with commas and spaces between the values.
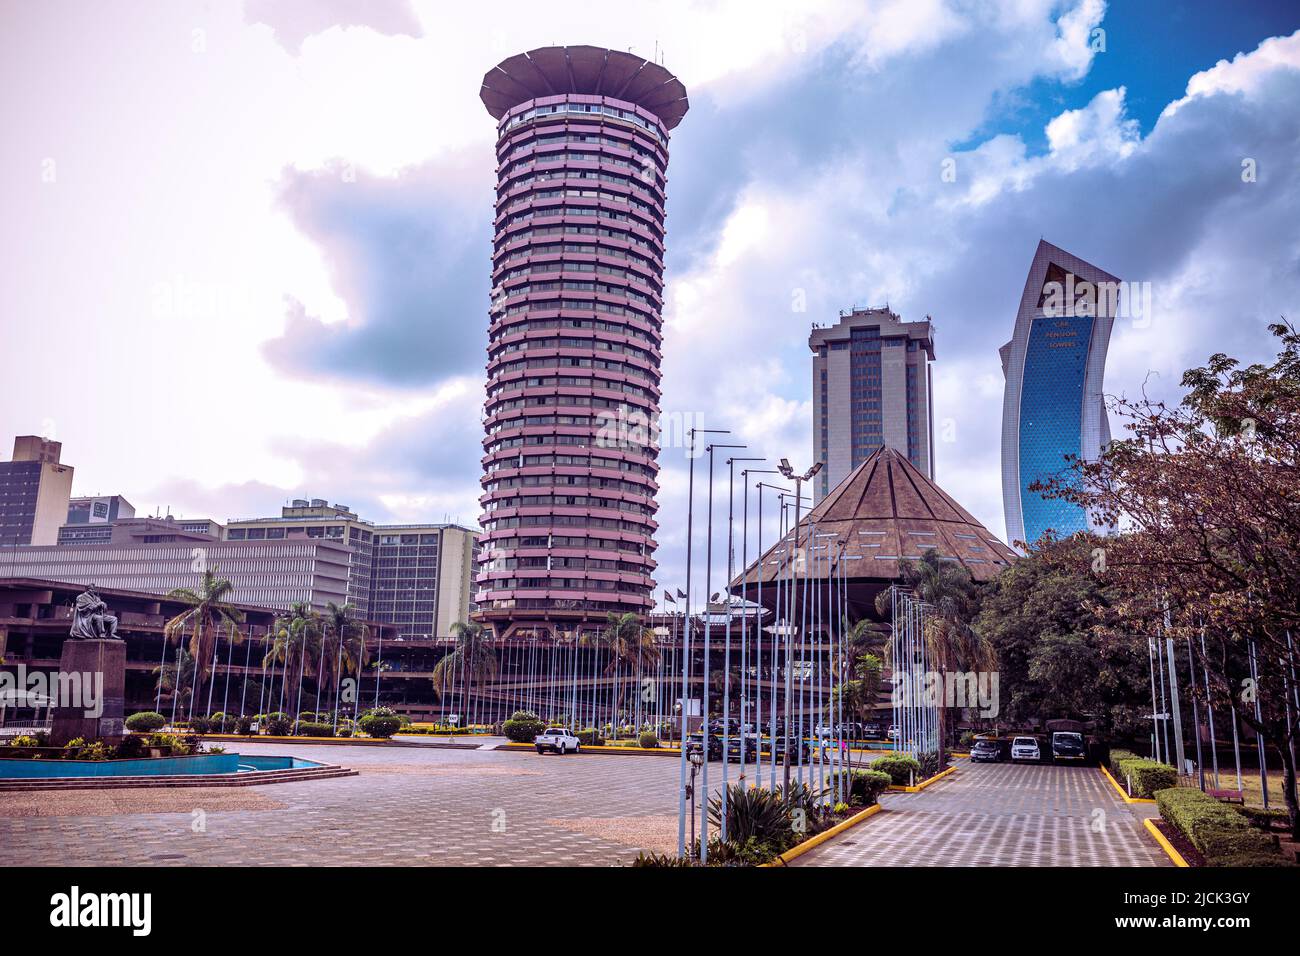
793, 762, 1171, 866
0, 741, 685, 867
1, 748, 1171, 867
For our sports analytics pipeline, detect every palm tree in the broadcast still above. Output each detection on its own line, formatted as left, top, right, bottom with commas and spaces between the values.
432, 621, 497, 725
321, 601, 369, 731
261, 602, 322, 725
598, 612, 660, 737
875, 549, 993, 760
164, 569, 245, 719
153, 647, 196, 722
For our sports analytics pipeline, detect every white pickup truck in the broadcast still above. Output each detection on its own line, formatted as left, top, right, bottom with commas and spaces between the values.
534, 727, 581, 755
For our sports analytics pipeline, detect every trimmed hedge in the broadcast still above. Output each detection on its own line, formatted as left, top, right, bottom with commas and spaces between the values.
295, 721, 335, 737
1155, 787, 1289, 867
870, 753, 922, 786
638, 731, 659, 749
502, 710, 545, 743
1109, 749, 1177, 798
125, 711, 167, 733
829, 768, 891, 806
358, 708, 402, 739
576, 728, 606, 747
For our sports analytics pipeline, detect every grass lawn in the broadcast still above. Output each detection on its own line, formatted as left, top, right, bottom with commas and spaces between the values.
1199, 769, 1289, 809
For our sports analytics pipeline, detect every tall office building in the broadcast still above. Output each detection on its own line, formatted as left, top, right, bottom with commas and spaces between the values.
226, 499, 374, 614
810, 308, 935, 501
0, 436, 75, 546
1000, 239, 1118, 549
368, 524, 479, 640
474, 46, 688, 640
0, 533, 352, 609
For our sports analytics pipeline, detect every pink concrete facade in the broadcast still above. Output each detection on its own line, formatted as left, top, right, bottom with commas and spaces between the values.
475, 47, 688, 640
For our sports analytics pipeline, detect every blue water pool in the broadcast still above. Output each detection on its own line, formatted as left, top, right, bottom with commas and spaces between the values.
0, 753, 322, 778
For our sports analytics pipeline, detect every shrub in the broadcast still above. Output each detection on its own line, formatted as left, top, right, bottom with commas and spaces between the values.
1110, 751, 1177, 798
502, 710, 545, 743
1107, 748, 1139, 778
188, 716, 211, 734
576, 728, 606, 747
918, 750, 945, 779
358, 707, 402, 739
1208, 852, 1295, 868
295, 721, 335, 737
261, 712, 292, 736
703, 836, 783, 866
774, 782, 833, 837
638, 732, 659, 749
115, 735, 145, 759
10, 735, 39, 748
707, 784, 796, 851
235, 716, 254, 735
1156, 787, 1286, 865
829, 768, 891, 806
871, 753, 923, 786
62, 736, 113, 760
125, 711, 167, 733
632, 851, 694, 867
145, 732, 198, 756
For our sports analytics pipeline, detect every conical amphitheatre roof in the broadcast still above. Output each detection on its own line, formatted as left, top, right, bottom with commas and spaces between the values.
729, 447, 1018, 618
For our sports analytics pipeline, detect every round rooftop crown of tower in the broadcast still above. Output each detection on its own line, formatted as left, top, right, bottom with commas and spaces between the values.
473, 46, 688, 641
480, 45, 689, 129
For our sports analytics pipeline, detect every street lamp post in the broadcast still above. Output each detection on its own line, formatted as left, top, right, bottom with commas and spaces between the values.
721, 453, 759, 835
701, 441, 745, 859
678, 426, 729, 861
775, 459, 821, 794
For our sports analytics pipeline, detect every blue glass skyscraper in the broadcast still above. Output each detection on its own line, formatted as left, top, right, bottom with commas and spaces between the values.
1000, 240, 1118, 550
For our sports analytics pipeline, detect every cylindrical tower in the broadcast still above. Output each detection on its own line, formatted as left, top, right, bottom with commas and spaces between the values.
474, 46, 689, 641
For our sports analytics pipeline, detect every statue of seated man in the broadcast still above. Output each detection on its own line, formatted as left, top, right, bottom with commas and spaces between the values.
70, 584, 121, 640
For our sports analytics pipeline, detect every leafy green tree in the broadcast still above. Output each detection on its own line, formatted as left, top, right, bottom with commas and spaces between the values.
973, 540, 1150, 739
1035, 321, 1300, 838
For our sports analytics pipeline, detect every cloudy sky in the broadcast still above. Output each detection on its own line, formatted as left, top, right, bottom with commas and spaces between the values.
2, 0, 1299, 606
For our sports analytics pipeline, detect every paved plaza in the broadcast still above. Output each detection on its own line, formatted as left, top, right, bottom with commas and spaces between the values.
0, 746, 1169, 867
793, 762, 1170, 867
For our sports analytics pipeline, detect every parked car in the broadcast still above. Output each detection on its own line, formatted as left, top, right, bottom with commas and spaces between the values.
1050, 730, 1087, 763
765, 735, 813, 762
862, 721, 884, 739
969, 738, 1002, 763
1010, 736, 1041, 762
886, 724, 900, 741
534, 727, 581, 755
684, 732, 724, 761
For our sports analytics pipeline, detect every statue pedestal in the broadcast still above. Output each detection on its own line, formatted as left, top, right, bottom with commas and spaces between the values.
49, 639, 126, 745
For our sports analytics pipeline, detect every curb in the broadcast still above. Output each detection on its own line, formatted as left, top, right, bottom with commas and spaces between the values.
888, 765, 957, 793
761, 804, 884, 867
500, 742, 682, 756
1143, 817, 1190, 867
1100, 764, 1157, 804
